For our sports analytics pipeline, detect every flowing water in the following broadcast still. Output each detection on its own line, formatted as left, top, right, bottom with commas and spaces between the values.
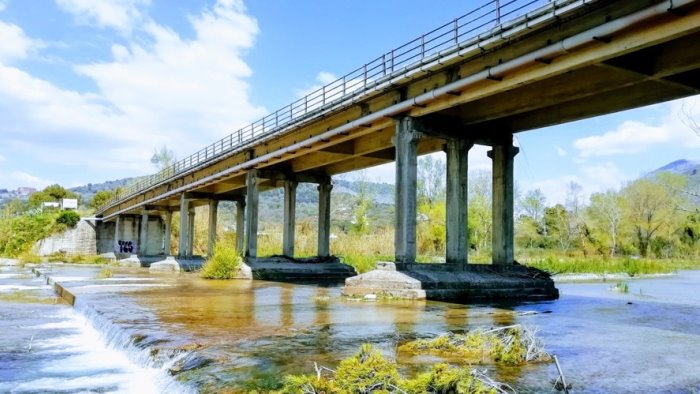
1, 261, 700, 393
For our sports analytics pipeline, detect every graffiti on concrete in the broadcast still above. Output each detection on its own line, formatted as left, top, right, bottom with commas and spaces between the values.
117, 240, 137, 254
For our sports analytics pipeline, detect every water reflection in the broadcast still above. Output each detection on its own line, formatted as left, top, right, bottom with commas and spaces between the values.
13, 265, 700, 393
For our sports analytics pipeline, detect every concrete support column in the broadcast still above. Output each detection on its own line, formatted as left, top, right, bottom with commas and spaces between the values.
394, 117, 422, 264
207, 200, 219, 257
245, 170, 260, 258
236, 199, 246, 255
139, 211, 149, 255
488, 137, 519, 265
114, 215, 122, 253
164, 211, 172, 256
446, 138, 473, 264
178, 194, 190, 258
317, 180, 332, 257
282, 180, 298, 257
187, 208, 195, 256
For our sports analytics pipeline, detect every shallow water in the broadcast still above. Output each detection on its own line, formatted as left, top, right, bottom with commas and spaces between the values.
0, 265, 191, 393
2, 263, 700, 393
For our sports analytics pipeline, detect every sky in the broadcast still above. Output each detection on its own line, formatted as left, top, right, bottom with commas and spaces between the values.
0, 0, 698, 205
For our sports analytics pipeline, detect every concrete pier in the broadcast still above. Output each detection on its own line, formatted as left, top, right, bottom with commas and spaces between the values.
187, 208, 195, 256
236, 198, 246, 254
394, 117, 422, 264
317, 179, 332, 258
488, 136, 519, 265
245, 170, 260, 258
282, 180, 297, 257
164, 211, 172, 256
445, 138, 472, 264
178, 194, 190, 258
139, 211, 148, 255
207, 200, 218, 257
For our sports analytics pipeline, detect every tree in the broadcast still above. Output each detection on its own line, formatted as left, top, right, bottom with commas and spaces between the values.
544, 204, 572, 251
516, 189, 547, 249
151, 145, 176, 171
468, 171, 492, 254
623, 177, 680, 257
587, 189, 624, 256
417, 155, 445, 205
565, 182, 591, 254
520, 189, 546, 224
89, 189, 119, 210
27, 184, 79, 208
351, 171, 372, 235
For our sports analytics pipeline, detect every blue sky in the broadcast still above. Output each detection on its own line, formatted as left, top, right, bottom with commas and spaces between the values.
0, 0, 698, 204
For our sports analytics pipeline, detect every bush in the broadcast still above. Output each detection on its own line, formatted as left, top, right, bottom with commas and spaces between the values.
279, 343, 508, 394
200, 243, 242, 279
18, 251, 42, 267
56, 210, 80, 227
0, 212, 58, 257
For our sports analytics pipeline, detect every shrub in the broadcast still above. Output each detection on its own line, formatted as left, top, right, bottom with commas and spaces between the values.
0, 212, 58, 257
56, 210, 80, 227
96, 268, 113, 279
47, 251, 68, 262
18, 251, 42, 267
279, 343, 508, 394
200, 243, 242, 279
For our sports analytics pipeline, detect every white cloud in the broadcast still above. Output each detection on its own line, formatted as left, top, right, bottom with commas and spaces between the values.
0, 20, 43, 63
55, 0, 149, 33
8, 171, 53, 189
574, 120, 669, 157
0, 0, 265, 177
74, 0, 264, 154
580, 161, 627, 191
574, 97, 700, 158
556, 146, 566, 157
295, 71, 338, 99
523, 162, 629, 205
525, 175, 583, 206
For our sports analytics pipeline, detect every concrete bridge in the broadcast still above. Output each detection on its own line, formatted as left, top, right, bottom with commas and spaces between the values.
95, 0, 700, 300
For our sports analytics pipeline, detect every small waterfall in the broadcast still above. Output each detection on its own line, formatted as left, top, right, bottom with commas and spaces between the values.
70, 298, 197, 393
0, 264, 196, 394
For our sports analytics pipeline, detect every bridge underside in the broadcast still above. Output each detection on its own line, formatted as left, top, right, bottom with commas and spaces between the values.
97, 0, 700, 300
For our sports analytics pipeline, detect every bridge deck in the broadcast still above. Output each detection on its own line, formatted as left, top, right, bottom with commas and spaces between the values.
97, 0, 700, 219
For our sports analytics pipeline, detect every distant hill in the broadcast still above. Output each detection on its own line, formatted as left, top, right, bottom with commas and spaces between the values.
651, 159, 700, 176
648, 159, 700, 190
69, 177, 145, 206
61, 175, 395, 226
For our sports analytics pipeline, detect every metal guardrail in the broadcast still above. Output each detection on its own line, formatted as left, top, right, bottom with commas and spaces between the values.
100, 0, 582, 212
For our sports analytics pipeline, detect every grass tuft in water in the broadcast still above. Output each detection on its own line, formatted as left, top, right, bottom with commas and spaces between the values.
276, 343, 512, 394
610, 281, 629, 293
399, 325, 551, 366
96, 268, 113, 279
200, 243, 242, 279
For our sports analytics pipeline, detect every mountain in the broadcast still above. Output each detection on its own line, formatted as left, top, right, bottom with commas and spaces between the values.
651, 159, 700, 176
648, 159, 700, 191
69, 177, 144, 206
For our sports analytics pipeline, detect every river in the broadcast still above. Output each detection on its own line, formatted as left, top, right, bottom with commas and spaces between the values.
1, 261, 699, 393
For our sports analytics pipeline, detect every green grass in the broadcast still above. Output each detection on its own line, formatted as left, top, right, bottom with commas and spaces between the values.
611, 281, 629, 293
200, 243, 242, 279
276, 343, 504, 394
96, 268, 113, 279
523, 255, 700, 276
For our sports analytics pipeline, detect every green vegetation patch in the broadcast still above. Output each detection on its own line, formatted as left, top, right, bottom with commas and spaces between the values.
524, 255, 700, 276
276, 343, 512, 394
200, 243, 242, 279
56, 210, 80, 227
399, 325, 551, 366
